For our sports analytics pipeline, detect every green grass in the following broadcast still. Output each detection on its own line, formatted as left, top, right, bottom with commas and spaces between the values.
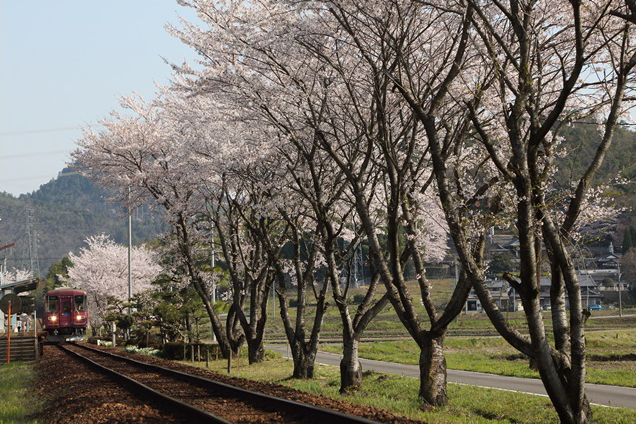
181, 352, 635, 424
321, 329, 636, 387
0, 362, 42, 424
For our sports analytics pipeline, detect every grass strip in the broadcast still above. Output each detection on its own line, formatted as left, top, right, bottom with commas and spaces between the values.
0, 361, 42, 424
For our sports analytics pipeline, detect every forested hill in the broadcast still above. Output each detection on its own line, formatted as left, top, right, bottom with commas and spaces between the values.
0, 169, 166, 276
556, 124, 636, 241
557, 124, 636, 208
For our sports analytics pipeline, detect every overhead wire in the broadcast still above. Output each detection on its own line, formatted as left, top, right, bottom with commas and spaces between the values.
0, 127, 81, 136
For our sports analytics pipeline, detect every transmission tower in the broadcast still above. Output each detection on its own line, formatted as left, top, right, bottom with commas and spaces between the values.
26, 206, 41, 277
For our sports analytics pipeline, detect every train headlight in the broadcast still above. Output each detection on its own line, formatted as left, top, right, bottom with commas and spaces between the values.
76, 315, 83, 321
49, 315, 57, 322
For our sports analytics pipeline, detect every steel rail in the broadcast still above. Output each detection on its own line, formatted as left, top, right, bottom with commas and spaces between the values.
58, 344, 231, 424
67, 342, 381, 424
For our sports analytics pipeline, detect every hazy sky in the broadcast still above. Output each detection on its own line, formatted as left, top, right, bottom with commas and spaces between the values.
1, 1, 199, 196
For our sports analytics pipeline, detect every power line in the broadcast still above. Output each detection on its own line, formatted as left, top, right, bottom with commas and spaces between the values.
569, 121, 636, 127
0, 127, 81, 136
2, 150, 71, 159
1, 174, 59, 183
2, 258, 67, 261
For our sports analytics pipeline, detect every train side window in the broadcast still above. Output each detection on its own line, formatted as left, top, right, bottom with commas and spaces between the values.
47, 296, 59, 313
75, 295, 85, 312
62, 300, 71, 314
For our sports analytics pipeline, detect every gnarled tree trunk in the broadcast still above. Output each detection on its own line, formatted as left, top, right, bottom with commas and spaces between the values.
419, 332, 447, 406
291, 341, 317, 379
247, 336, 265, 364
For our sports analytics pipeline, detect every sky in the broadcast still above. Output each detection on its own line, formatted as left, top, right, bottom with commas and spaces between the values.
1, 0, 200, 196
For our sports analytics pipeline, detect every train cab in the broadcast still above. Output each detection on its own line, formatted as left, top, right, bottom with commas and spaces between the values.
44, 288, 88, 339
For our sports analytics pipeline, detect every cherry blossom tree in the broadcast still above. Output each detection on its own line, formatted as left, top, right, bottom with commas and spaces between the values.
72, 94, 245, 358
72, 1, 634, 416
380, 1, 635, 422
201, 171, 284, 364
294, 1, 470, 403
168, 0, 481, 403
169, 0, 390, 385
0, 268, 32, 285
280, 137, 390, 389
67, 234, 161, 329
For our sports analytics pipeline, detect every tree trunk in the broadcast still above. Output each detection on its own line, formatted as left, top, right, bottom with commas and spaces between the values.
340, 336, 362, 393
225, 309, 244, 359
184, 313, 192, 343
419, 333, 447, 406
292, 347, 316, 379
247, 336, 264, 364
565, 395, 592, 424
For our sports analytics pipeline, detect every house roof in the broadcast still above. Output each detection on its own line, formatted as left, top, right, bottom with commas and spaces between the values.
516, 273, 599, 288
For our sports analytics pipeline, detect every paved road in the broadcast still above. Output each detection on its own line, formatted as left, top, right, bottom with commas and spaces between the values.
589, 314, 636, 319
267, 345, 635, 409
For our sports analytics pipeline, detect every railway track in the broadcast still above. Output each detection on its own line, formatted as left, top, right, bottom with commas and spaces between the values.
58, 343, 381, 424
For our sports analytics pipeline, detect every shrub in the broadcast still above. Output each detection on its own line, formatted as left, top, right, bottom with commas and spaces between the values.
352, 293, 367, 304
123, 345, 161, 357
264, 349, 282, 360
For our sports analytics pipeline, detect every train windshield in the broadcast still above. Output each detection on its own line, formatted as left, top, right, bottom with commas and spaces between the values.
75, 295, 85, 312
47, 296, 59, 313
62, 300, 71, 314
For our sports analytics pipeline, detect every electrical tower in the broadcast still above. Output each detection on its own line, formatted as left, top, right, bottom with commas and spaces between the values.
26, 206, 41, 278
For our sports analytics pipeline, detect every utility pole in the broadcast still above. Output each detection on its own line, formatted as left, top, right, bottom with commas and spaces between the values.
454, 260, 459, 322
586, 274, 590, 309
128, 187, 132, 315
618, 261, 622, 317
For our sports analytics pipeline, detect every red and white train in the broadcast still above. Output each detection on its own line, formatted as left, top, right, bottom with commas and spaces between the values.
44, 288, 88, 340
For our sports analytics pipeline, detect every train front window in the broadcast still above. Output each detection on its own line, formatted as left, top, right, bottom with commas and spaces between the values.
75, 295, 85, 312
62, 300, 71, 314
47, 296, 58, 313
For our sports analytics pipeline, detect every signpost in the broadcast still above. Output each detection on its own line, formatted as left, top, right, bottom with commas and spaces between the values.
1, 294, 21, 363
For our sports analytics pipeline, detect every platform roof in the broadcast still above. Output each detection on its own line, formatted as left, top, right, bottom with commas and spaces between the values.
0, 278, 39, 294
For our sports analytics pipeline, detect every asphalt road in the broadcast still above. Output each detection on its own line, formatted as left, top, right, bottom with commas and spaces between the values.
266, 345, 635, 410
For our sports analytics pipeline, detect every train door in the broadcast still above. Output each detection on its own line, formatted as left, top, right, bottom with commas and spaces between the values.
46, 295, 59, 329
59, 296, 73, 328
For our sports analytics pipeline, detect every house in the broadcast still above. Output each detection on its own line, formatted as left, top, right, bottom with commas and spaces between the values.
465, 279, 511, 312
465, 273, 603, 312
524, 274, 602, 310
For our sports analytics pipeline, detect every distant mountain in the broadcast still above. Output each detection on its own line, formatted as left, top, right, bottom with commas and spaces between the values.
0, 169, 166, 276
